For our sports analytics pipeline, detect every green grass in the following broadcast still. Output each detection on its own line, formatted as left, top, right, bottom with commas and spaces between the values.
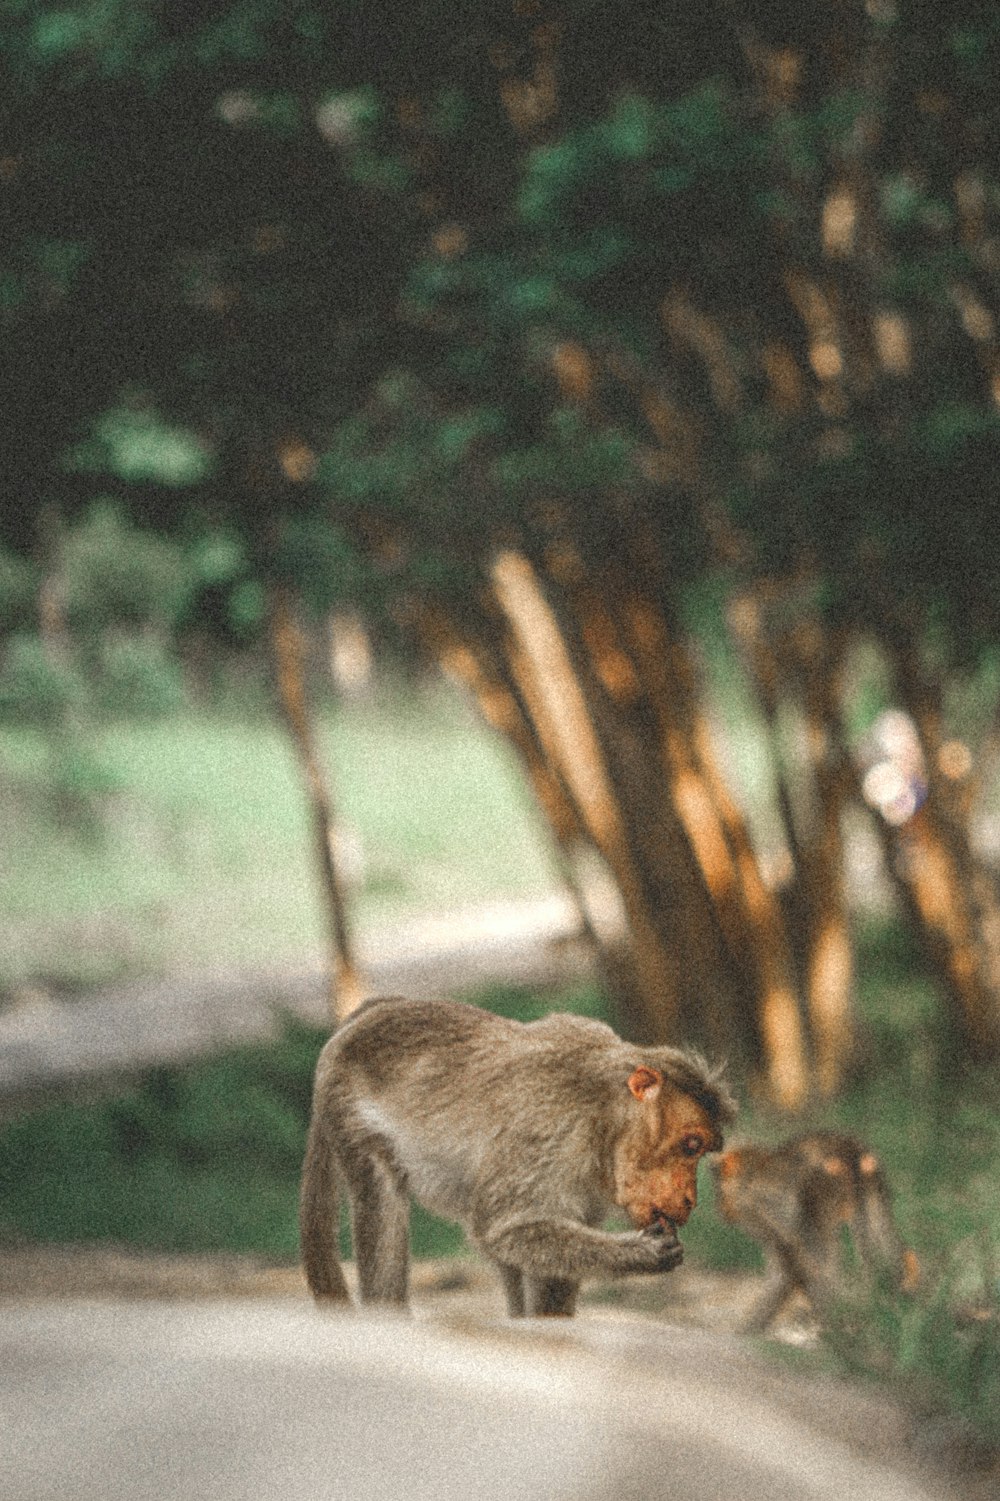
821, 1264, 1000, 1451
0, 683, 560, 993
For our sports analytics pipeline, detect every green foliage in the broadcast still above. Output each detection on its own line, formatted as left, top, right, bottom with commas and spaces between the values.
14, 0, 157, 76
325, 385, 504, 511
58, 500, 191, 636
493, 411, 636, 494
0, 505, 196, 844
67, 410, 213, 489
273, 517, 369, 620
2, 0, 997, 690
94, 635, 186, 718
0, 634, 85, 725
0, 1025, 317, 1253
518, 84, 746, 233
321, 383, 509, 603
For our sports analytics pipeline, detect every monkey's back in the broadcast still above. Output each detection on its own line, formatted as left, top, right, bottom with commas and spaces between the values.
318, 997, 623, 1229
328, 996, 622, 1088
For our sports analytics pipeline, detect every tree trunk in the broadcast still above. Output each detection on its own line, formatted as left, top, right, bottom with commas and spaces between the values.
489, 546, 814, 1101
491, 548, 685, 1043
727, 590, 858, 1095
269, 587, 365, 1025
619, 593, 810, 1107
419, 598, 628, 1009
790, 620, 857, 1094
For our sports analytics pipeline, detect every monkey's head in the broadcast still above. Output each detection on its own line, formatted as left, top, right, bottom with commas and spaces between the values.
713, 1142, 858, 1228
612, 1066, 724, 1232
710, 1146, 769, 1223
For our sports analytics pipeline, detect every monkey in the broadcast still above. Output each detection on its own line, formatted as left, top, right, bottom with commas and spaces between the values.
712, 1130, 919, 1333
300, 995, 736, 1317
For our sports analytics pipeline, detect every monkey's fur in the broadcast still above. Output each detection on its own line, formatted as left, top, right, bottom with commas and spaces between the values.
300, 996, 736, 1317
713, 1130, 918, 1332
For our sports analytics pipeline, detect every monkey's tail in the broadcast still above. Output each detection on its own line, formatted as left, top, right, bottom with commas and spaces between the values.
299, 1112, 352, 1304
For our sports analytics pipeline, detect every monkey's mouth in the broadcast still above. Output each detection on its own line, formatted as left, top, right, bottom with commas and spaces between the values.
645, 1210, 678, 1238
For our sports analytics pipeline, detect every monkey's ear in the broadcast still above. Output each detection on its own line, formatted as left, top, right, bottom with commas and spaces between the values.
627, 1065, 662, 1102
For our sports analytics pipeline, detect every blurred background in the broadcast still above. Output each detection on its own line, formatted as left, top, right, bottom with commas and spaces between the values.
1, 0, 999, 1449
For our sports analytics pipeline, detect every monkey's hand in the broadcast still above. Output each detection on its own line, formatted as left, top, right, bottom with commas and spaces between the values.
639, 1217, 684, 1273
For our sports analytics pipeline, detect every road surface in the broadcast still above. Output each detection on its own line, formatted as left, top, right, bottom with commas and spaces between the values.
0, 1299, 960, 1501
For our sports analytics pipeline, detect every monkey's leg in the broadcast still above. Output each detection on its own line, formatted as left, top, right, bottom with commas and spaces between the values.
742, 1254, 794, 1333
496, 1262, 527, 1317
525, 1277, 580, 1317
798, 1257, 846, 1324
346, 1151, 411, 1307
855, 1182, 909, 1289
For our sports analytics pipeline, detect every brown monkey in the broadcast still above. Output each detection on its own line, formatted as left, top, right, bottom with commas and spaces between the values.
300, 996, 736, 1317
712, 1130, 918, 1332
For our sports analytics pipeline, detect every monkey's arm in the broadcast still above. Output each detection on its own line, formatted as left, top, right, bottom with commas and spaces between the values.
480, 1215, 682, 1281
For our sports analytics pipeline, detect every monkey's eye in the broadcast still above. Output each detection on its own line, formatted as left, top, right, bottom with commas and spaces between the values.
680, 1135, 705, 1158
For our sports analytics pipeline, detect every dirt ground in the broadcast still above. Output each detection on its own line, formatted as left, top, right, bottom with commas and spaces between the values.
0, 1239, 761, 1329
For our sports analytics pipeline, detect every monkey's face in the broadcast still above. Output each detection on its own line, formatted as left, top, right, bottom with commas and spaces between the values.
614, 1072, 717, 1230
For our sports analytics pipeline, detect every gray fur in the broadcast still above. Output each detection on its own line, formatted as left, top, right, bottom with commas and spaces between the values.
300, 996, 735, 1316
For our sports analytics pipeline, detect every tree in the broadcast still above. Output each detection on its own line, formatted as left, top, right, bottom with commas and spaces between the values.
317, 1, 1000, 1085
5, 0, 1000, 1094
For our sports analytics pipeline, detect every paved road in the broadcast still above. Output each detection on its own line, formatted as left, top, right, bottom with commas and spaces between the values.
0, 896, 593, 1114
0, 1300, 954, 1501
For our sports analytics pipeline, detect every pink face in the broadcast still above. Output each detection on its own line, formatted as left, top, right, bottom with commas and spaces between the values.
613, 1067, 718, 1230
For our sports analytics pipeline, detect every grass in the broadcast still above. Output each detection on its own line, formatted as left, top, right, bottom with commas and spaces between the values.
822, 1263, 1000, 1452
0, 682, 560, 994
